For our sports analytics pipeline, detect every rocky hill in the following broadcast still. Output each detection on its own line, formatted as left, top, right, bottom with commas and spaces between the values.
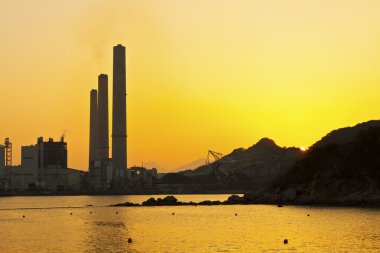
313, 120, 380, 148
270, 122, 380, 206
160, 138, 304, 191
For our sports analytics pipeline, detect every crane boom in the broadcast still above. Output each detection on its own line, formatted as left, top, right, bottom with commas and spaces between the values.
206, 150, 223, 165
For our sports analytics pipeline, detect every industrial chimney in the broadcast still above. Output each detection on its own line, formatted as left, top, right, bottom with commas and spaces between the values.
89, 89, 98, 167
97, 74, 109, 160
112, 44, 127, 182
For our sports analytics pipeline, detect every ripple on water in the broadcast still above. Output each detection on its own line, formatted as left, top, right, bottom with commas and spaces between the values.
0, 196, 379, 253
94, 221, 126, 228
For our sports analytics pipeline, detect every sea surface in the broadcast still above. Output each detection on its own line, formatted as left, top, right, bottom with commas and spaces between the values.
0, 194, 379, 252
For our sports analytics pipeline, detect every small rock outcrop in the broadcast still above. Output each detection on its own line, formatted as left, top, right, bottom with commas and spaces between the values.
243, 193, 256, 202
227, 195, 247, 204
111, 202, 139, 207
158, 196, 178, 205
142, 197, 157, 206
198, 200, 222, 205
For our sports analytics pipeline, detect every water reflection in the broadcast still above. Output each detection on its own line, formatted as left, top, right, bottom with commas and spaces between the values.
84, 208, 131, 253
0, 196, 379, 252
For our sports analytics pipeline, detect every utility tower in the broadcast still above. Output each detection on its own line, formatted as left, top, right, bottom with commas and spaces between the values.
3, 138, 12, 177
4, 138, 12, 167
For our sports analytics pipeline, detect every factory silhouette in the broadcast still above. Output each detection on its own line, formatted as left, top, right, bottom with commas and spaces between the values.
0, 44, 158, 194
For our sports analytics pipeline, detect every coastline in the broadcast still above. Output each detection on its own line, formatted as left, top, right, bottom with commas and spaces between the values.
1, 191, 379, 208
109, 194, 380, 208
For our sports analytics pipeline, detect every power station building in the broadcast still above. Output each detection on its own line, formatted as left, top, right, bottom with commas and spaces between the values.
1, 137, 84, 191
89, 44, 127, 191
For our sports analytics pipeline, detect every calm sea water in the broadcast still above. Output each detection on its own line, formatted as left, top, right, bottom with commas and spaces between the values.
0, 195, 379, 252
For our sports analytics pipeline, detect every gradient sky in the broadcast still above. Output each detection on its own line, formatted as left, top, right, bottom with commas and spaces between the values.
1, 0, 380, 171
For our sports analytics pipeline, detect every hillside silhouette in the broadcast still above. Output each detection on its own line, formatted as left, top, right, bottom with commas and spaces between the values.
161, 138, 303, 191
160, 120, 380, 205
270, 124, 380, 205
313, 120, 380, 148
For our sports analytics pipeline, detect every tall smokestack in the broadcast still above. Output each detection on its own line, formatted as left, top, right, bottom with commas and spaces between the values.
97, 74, 109, 160
112, 44, 127, 181
89, 89, 98, 167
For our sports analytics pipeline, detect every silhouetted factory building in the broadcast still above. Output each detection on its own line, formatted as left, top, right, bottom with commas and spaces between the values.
0, 145, 5, 177
127, 167, 158, 190
1, 137, 85, 191
37, 136, 68, 171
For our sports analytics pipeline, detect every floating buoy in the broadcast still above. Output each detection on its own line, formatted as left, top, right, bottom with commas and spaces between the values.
128, 238, 132, 243
235, 213, 237, 216
172, 212, 175, 215
284, 239, 288, 244
116, 211, 118, 214
22, 215, 25, 218
90, 211, 92, 214
70, 212, 73, 215
307, 214, 310, 216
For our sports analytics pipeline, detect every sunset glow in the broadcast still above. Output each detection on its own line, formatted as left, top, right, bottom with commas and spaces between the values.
1, 0, 380, 171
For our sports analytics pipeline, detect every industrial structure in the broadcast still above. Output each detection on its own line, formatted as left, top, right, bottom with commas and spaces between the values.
89, 89, 98, 165
126, 167, 158, 190
0, 137, 85, 192
0, 145, 3, 177
206, 150, 223, 165
36, 136, 68, 180
112, 44, 127, 185
89, 44, 128, 192
0, 44, 160, 194
0, 138, 12, 178
97, 74, 109, 161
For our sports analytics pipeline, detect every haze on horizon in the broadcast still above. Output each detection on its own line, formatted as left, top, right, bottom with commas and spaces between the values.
1, 0, 380, 172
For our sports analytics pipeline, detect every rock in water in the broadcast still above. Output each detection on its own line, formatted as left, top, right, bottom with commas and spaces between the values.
227, 195, 247, 204
162, 196, 178, 203
157, 196, 178, 205
142, 197, 157, 206
243, 193, 256, 202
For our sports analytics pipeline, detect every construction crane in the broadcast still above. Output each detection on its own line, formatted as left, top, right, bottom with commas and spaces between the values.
205, 150, 223, 165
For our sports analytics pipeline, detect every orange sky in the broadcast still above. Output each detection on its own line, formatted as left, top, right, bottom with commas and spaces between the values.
1, 0, 380, 171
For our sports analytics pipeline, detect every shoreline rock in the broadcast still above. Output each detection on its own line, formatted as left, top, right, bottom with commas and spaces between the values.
109, 193, 380, 208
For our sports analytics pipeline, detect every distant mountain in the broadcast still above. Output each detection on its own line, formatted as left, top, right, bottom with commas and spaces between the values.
161, 138, 304, 190
175, 158, 205, 172
143, 161, 164, 171
313, 120, 380, 148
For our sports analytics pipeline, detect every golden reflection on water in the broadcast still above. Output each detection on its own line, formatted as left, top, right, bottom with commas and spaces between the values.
0, 195, 379, 252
